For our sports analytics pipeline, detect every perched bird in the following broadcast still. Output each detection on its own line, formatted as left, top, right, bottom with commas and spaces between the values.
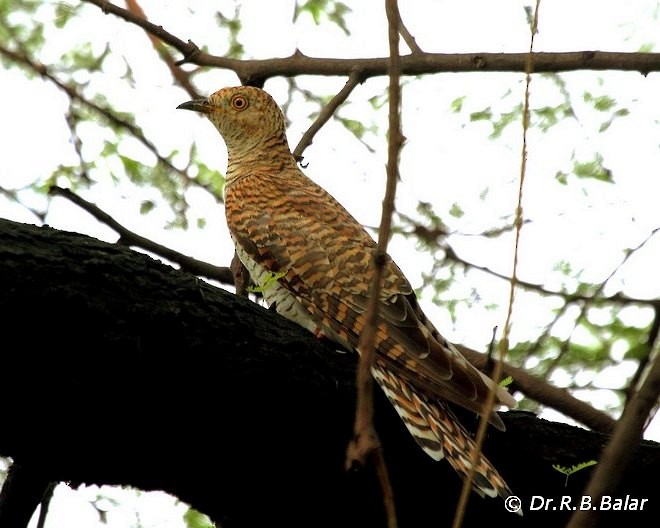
178, 86, 517, 502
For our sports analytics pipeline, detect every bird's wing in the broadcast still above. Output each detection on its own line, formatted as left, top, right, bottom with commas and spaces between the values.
226, 171, 514, 425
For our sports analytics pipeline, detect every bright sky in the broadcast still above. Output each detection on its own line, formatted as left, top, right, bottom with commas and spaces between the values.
2, 1, 660, 526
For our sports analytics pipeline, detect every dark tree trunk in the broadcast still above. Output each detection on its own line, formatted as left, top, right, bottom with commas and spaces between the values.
0, 218, 658, 528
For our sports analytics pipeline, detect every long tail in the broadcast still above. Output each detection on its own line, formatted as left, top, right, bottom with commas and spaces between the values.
372, 362, 514, 501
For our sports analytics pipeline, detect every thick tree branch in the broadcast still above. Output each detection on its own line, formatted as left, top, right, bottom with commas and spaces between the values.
457, 346, 616, 434
1, 218, 659, 528
48, 186, 234, 285
47, 182, 615, 433
83, 0, 660, 81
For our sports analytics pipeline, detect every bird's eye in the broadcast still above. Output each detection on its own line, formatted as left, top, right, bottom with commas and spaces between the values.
231, 95, 249, 111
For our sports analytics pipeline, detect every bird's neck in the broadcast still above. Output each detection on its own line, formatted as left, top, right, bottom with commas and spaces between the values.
226, 136, 299, 183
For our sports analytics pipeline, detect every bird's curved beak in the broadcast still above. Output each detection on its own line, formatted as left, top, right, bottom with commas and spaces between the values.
176, 98, 212, 114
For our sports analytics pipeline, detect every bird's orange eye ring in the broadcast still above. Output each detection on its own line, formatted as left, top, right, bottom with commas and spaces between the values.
231, 94, 249, 111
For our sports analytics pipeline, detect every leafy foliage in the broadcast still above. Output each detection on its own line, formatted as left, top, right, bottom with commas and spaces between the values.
1, 1, 659, 525
556, 153, 613, 185
294, 0, 352, 35
184, 507, 216, 528
552, 460, 598, 486
216, 8, 244, 58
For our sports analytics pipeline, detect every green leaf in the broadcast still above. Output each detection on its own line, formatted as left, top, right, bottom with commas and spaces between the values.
101, 140, 118, 158
294, 0, 352, 35
598, 107, 630, 133
592, 95, 616, 112
183, 507, 216, 528
195, 161, 226, 198
247, 270, 288, 294
499, 375, 513, 388
54, 1, 80, 29
119, 155, 142, 183
573, 154, 613, 183
554, 171, 568, 185
552, 460, 597, 486
60, 42, 110, 72
583, 92, 616, 112
490, 105, 522, 139
368, 92, 388, 110
216, 10, 244, 58
140, 200, 155, 215
295, 0, 324, 24
449, 203, 464, 218
469, 108, 492, 122
337, 117, 375, 141
533, 103, 572, 132
552, 260, 573, 275
450, 96, 466, 113
327, 2, 351, 35
625, 343, 649, 361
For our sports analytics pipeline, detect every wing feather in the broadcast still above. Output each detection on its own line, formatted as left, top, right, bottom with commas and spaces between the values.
225, 171, 514, 426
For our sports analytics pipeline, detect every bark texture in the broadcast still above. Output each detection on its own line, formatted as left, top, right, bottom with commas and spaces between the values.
0, 218, 658, 527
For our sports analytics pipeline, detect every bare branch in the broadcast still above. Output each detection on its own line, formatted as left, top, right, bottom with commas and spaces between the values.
0, 42, 216, 199
292, 71, 364, 161
398, 213, 660, 309
443, 244, 660, 309
457, 345, 617, 433
566, 351, 660, 528
49, 186, 234, 285
454, 1, 539, 523
0, 185, 45, 222
628, 304, 660, 402
82, 1, 660, 80
397, 11, 423, 55
123, 0, 200, 98
346, 0, 403, 466
347, 3, 403, 526
89, 0, 202, 63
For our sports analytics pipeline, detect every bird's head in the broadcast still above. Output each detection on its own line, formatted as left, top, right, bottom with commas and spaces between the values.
177, 86, 289, 156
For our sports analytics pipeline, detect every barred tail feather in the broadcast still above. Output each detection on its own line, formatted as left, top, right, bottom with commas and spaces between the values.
372, 362, 515, 503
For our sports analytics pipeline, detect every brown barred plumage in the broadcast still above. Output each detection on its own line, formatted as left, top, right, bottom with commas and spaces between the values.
178, 86, 518, 504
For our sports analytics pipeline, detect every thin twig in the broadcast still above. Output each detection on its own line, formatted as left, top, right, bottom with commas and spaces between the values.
443, 244, 660, 308
293, 80, 377, 155
396, 11, 423, 55
535, 223, 660, 383
453, 1, 540, 525
35, 483, 56, 528
123, 0, 200, 98
457, 345, 616, 433
346, 1, 403, 526
0, 42, 213, 197
628, 304, 660, 402
292, 71, 364, 161
566, 350, 660, 528
0, 185, 46, 222
82, 1, 660, 77
49, 186, 234, 285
